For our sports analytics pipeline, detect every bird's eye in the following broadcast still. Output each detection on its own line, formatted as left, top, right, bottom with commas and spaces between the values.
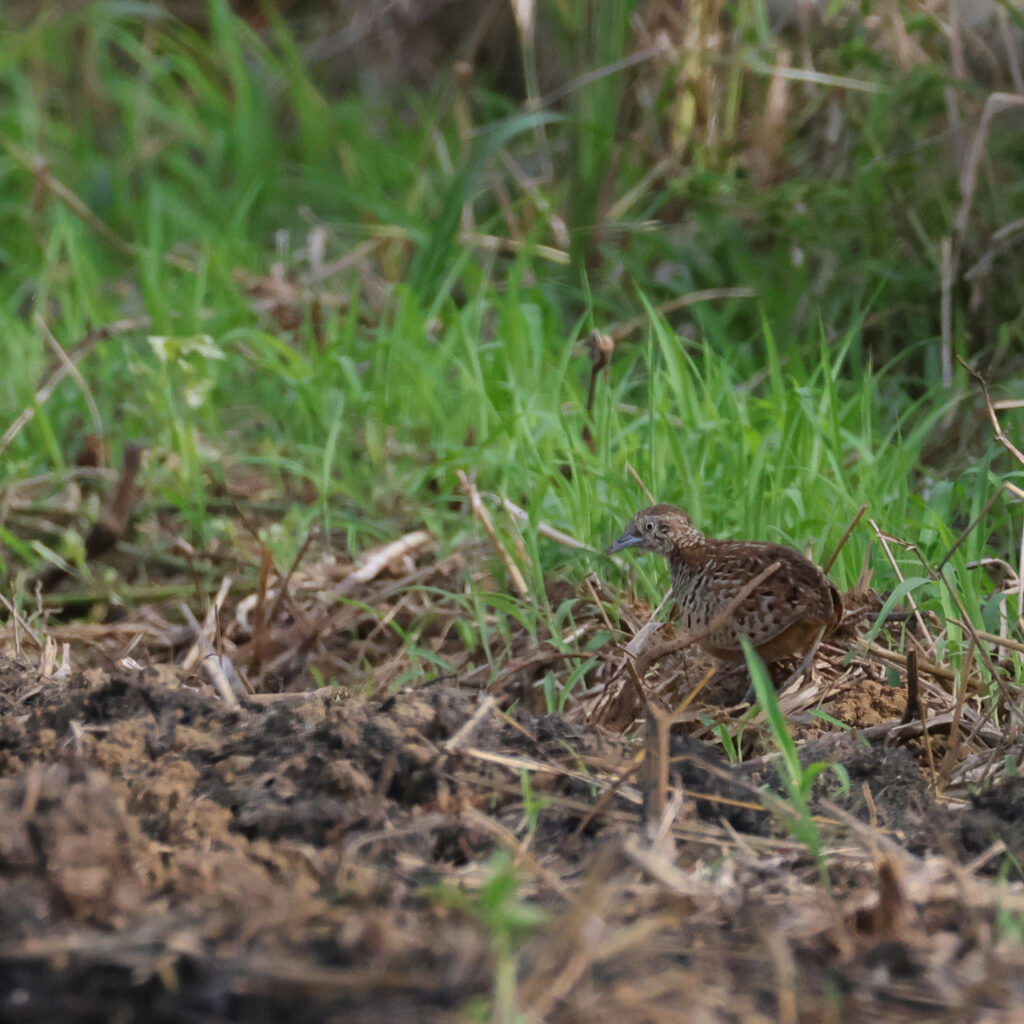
644, 521, 654, 532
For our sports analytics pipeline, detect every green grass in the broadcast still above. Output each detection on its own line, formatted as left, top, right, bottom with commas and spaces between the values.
744, 637, 850, 885
1, 1, 1024, 966
0, 1, 1021, 689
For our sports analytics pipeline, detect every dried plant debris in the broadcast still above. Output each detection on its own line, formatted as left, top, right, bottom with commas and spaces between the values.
2, 422, 1023, 1021
2, 651, 1024, 1022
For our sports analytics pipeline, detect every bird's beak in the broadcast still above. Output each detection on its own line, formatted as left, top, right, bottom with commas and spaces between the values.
608, 530, 642, 553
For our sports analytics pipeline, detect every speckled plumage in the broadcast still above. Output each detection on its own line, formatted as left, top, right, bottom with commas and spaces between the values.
610, 504, 843, 662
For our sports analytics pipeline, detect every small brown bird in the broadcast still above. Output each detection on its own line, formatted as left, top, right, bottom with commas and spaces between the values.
610, 504, 843, 663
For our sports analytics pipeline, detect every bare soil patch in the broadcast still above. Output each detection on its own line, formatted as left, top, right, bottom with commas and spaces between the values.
3, 630, 1024, 1021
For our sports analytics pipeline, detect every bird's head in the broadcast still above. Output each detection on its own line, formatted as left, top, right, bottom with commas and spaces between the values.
608, 504, 703, 557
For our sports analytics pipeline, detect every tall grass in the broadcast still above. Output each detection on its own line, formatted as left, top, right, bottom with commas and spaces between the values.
0, 1, 1020, 657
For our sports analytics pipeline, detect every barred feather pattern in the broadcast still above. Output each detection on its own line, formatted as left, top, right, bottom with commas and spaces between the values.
611, 504, 842, 663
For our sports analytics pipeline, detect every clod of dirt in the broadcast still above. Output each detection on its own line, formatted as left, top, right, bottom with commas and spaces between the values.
4, 652, 1024, 1022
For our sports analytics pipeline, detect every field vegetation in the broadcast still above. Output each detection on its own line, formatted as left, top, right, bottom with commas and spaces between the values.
2, 1, 1024, 1020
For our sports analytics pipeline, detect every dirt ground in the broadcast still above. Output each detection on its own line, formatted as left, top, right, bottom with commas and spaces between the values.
4, 632, 1024, 1023
2, 461, 1023, 1021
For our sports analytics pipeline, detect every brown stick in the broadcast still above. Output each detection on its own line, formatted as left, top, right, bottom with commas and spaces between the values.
581, 330, 613, 452
823, 502, 866, 574
900, 648, 919, 725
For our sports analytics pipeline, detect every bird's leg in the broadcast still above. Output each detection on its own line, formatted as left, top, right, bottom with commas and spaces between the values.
779, 624, 828, 695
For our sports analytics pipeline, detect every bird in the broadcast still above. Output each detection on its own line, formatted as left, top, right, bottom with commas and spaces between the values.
609, 504, 843, 663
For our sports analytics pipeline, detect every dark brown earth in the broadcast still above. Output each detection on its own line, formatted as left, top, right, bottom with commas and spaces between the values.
3, 649, 1024, 1023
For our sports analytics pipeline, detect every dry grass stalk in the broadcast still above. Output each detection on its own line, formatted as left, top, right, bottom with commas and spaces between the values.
869, 519, 936, 648
0, 317, 151, 458
345, 528, 433, 588
459, 806, 573, 902
499, 496, 593, 553
458, 470, 528, 595
180, 575, 233, 673
608, 287, 757, 341
0, 127, 138, 257
954, 92, 1024, 243
180, 603, 241, 707
35, 315, 103, 439
0, 592, 40, 654
443, 694, 499, 753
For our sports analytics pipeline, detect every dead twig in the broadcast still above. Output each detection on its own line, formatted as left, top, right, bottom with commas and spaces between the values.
500, 495, 605, 555
641, 704, 676, 839
824, 503, 866, 574
868, 520, 935, 649
900, 648, 919, 725
35, 315, 104, 439
582, 330, 614, 452
960, 357, 1024, 469
624, 462, 656, 505
0, 128, 137, 257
